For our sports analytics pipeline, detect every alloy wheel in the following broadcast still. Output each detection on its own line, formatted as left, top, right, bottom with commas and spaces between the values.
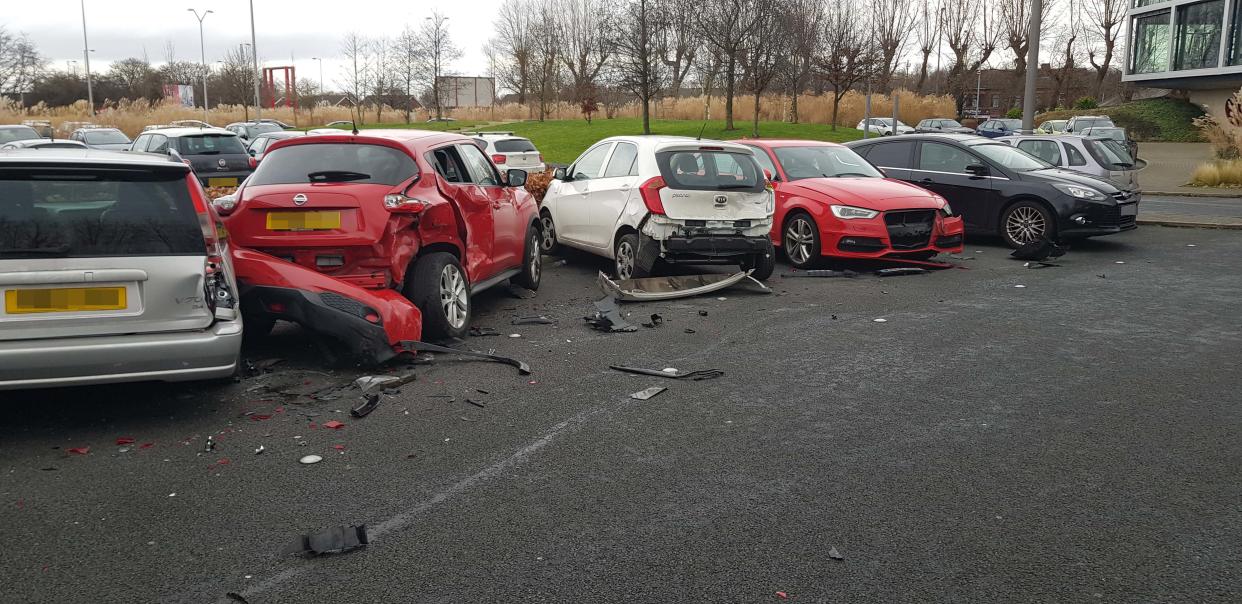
540, 215, 557, 251
615, 241, 635, 280
784, 217, 815, 265
529, 233, 542, 283
439, 264, 468, 329
1006, 206, 1047, 245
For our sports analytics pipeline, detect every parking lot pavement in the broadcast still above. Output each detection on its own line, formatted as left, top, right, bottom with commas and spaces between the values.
2, 227, 1240, 603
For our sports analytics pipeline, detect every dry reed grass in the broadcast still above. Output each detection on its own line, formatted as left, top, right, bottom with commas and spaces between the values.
1190, 160, 1242, 187
0, 98, 358, 137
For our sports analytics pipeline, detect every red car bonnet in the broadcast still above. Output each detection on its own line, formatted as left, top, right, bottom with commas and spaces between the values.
783, 177, 946, 210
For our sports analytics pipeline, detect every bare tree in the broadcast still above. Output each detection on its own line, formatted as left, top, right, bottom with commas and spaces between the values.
817, 0, 869, 129
914, 2, 941, 93
338, 32, 371, 114
0, 28, 45, 103
558, 0, 614, 103
393, 27, 420, 123
695, 46, 725, 119
943, 0, 1001, 114
416, 12, 462, 121
870, 0, 916, 92
614, 0, 666, 133
698, 0, 765, 130
1000, 0, 1031, 78
776, 0, 823, 123
1049, 0, 1081, 109
490, 0, 536, 104
739, 0, 784, 136
657, 0, 700, 99
530, 0, 563, 120
1085, 0, 1126, 101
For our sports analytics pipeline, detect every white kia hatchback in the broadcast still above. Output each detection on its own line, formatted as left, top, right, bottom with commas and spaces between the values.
539, 136, 775, 280
470, 132, 546, 174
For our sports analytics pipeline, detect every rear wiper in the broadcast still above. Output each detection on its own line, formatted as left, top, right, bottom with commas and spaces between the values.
196, 150, 221, 155
716, 184, 754, 190
0, 246, 71, 256
308, 170, 371, 183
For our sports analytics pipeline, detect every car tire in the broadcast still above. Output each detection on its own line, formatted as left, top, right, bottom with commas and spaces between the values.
614, 233, 648, 280
510, 222, 542, 291
782, 212, 821, 269
742, 247, 776, 280
404, 252, 470, 341
1000, 200, 1057, 249
539, 210, 561, 254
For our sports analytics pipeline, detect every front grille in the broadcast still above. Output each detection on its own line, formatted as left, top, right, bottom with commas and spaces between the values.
1120, 214, 1136, 228
884, 210, 935, 249
1094, 205, 1121, 229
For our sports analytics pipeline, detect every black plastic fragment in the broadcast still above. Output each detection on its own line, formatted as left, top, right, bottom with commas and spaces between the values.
225, 592, 251, 604
698, 310, 709, 316
584, 297, 638, 332
511, 315, 555, 325
1010, 237, 1067, 261
641, 313, 664, 328
507, 285, 537, 299
609, 365, 724, 380
467, 398, 487, 408
876, 267, 928, 277
828, 546, 845, 560
350, 393, 381, 418
286, 524, 369, 556
469, 326, 501, 337
780, 269, 859, 278
397, 340, 532, 374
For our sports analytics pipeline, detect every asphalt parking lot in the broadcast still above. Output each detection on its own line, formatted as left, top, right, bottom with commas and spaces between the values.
2, 226, 1240, 603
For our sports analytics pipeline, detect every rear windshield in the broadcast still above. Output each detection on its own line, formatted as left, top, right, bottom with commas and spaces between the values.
250, 123, 284, 136
655, 149, 763, 192
0, 169, 204, 259
0, 127, 41, 144
494, 139, 537, 153
83, 130, 131, 145
248, 143, 418, 186
1085, 138, 1135, 169
774, 146, 882, 180
177, 134, 247, 155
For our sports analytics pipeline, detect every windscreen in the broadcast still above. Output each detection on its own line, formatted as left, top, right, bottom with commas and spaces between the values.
494, 139, 537, 153
774, 146, 882, 180
0, 127, 41, 144
999, 120, 1022, 129
1085, 138, 1135, 169
178, 134, 247, 155
83, 130, 131, 145
656, 149, 763, 192
0, 168, 203, 259
248, 143, 418, 186
973, 143, 1053, 171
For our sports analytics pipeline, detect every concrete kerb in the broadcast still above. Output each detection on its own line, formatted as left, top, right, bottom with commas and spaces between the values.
1146, 189, 1242, 198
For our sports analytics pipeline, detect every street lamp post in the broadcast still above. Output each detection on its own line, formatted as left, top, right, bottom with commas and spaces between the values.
188, 9, 213, 124
1021, 0, 1044, 133
312, 57, 324, 96
975, 68, 982, 115
79, 0, 94, 117
250, 0, 262, 118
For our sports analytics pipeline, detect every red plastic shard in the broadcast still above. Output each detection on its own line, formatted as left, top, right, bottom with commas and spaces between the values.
217, 458, 231, 465
67, 447, 90, 455
250, 414, 272, 422
332, 444, 346, 451
139, 442, 155, 450
116, 437, 136, 445
775, 592, 788, 600
322, 420, 345, 430
274, 406, 285, 414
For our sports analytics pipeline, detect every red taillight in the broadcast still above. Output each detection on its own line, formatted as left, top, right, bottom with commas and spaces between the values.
639, 176, 666, 215
364, 312, 380, 324
248, 156, 257, 169
491, 154, 507, 165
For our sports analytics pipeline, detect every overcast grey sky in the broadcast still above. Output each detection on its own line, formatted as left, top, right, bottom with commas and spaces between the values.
5, 0, 503, 89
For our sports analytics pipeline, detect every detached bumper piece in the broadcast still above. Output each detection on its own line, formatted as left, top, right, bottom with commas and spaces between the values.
231, 248, 422, 365
597, 270, 765, 302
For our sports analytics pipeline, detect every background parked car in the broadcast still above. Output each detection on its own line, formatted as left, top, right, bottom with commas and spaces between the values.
1036, 119, 1068, 134
69, 127, 132, 150
129, 127, 253, 188
847, 133, 1138, 248
469, 132, 546, 174
741, 139, 963, 268
1079, 126, 1139, 159
170, 119, 213, 129
540, 136, 776, 280
0, 124, 43, 145
0, 149, 242, 390
223, 121, 284, 142
999, 134, 1145, 191
246, 131, 304, 165
857, 118, 914, 136
1, 139, 88, 150
975, 119, 1022, 138
1064, 115, 1114, 134
914, 119, 975, 134
217, 130, 542, 341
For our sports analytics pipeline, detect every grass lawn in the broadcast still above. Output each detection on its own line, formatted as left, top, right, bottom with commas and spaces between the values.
1035, 98, 1205, 142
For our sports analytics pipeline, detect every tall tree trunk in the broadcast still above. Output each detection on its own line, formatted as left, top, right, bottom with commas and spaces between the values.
790, 91, 799, 124
642, 96, 651, 134
916, 51, 931, 93
753, 91, 761, 137
831, 92, 841, 131
724, 54, 736, 130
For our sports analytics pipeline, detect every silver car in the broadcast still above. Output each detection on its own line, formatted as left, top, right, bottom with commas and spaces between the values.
999, 134, 1144, 192
0, 149, 242, 390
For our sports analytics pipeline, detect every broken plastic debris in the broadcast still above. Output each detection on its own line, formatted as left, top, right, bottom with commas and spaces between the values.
828, 546, 845, 560
1187, 244, 1197, 247
299, 454, 323, 464
875, 267, 928, 277
254, 446, 265, 455
598, 270, 758, 302
873, 318, 888, 323
1114, 261, 1125, 264
630, 386, 667, 400
508, 333, 522, 338
780, 269, 859, 278
467, 398, 487, 408
204, 436, 216, 453
116, 437, 135, 446
584, 296, 638, 333
641, 313, 664, 328
226, 592, 251, 604
351, 393, 381, 418
396, 340, 532, 375
332, 444, 346, 451
285, 524, 369, 556
507, 285, 537, 299
67, 447, 90, 455
1010, 237, 1067, 261
1024, 261, 1061, 269
322, 420, 345, 430
776, 592, 789, 600
511, 315, 555, 325
469, 326, 501, 337
1014, 284, 1026, 288
610, 365, 724, 380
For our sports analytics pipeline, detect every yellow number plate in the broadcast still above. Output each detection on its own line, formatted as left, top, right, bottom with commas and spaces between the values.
5, 287, 127, 314
207, 177, 239, 187
266, 211, 341, 231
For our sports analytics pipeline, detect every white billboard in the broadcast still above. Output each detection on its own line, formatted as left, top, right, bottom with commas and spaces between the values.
438, 76, 495, 108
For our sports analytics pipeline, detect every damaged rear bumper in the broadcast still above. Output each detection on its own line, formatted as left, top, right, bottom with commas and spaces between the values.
638, 216, 773, 271
231, 248, 422, 365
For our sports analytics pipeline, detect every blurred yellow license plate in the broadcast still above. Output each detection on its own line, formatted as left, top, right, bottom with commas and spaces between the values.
266, 211, 341, 231
208, 177, 239, 187
5, 287, 127, 314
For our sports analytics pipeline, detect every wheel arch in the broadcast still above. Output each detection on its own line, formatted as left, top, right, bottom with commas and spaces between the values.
611, 223, 640, 259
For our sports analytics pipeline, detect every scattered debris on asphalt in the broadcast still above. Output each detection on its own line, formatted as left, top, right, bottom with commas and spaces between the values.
610, 365, 724, 380
254, 446, 265, 455
350, 393, 381, 418
225, 592, 251, 604
508, 333, 522, 338
828, 546, 845, 560
875, 267, 928, 277
776, 592, 789, 600
948, 255, 975, 260
585, 297, 638, 333
684, 328, 696, 334
873, 318, 888, 323
1014, 284, 1027, 288
1023, 261, 1061, 269
698, 310, 709, 316
1115, 261, 1126, 264
67, 447, 90, 455
397, 340, 533, 375
469, 326, 501, 337
322, 420, 345, 430
507, 285, 537, 299
286, 524, 369, 556
1011, 237, 1067, 261
630, 386, 668, 400
299, 454, 323, 465
599, 270, 763, 302
353, 373, 414, 393
780, 269, 859, 278
204, 436, 215, 453
511, 315, 555, 325
467, 398, 487, 408
553, 258, 568, 266
641, 313, 664, 328
116, 437, 135, 446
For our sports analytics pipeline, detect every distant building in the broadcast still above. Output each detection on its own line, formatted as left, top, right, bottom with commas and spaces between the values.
1123, 0, 1242, 122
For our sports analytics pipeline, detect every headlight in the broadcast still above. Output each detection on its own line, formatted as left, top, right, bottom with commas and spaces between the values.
940, 202, 953, 217
1053, 183, 1107, 201
831, 205, 879, 220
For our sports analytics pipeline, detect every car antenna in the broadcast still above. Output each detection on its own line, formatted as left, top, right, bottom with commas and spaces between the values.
349, 100, 360, 135
695, 120, 708, 141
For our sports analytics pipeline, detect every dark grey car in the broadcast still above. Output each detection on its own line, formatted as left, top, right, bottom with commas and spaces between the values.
914, 118, 976, 134
129, 127, 253, 187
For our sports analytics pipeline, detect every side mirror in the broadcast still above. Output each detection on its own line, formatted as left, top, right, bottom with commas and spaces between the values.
553, 166, 567, 181
507, 169, 528, 187
965, 163, 989, 177
248, 149, 256, 156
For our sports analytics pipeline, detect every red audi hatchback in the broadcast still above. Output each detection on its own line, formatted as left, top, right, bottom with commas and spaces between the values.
216, 130, 542, 340
740, 139, 965, 268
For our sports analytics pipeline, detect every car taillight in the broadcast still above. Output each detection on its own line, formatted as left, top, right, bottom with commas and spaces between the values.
537, 153, 543, 163
383, 194, 427, 213
187, 176, 235, 315
248, 156, 257, 169
491, 154, 507, 165
639, 176, 666, 215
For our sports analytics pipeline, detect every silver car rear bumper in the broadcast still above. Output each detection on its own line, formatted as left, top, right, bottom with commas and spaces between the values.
0, 320, 242, 390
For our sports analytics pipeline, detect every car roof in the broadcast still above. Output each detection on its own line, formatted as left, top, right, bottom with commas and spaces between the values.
852, 132, 978, 144
141, 127, 236, 137
0, 124, 39, 130
72, 126, 124, 132
598, 135, 753, 152
737, 139, 844, 149
0, 148, 191, 168
264, 129, 475, 153
4, 140, 88, 148
253, 131, 304, 138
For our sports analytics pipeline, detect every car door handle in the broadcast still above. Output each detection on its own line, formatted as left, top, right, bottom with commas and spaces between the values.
919, 178, 934, 185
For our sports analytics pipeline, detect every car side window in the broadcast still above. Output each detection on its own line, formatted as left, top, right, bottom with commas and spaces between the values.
130, 135, 148, 151
861, 141, 916, 169
603, 142, 639, 178
1065, 144, 1088, 166
571, 143, 612, 180
744, 145, 778, 178
430, 146, 471, 184
148, 135, 168, 154
1017, 140, 1062, 166
918, 142, 976, 174
457, 143, 500, 186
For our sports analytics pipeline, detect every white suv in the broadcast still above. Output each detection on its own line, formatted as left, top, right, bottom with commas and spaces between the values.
539, 136, 775, 280
470, 132, 546, 173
